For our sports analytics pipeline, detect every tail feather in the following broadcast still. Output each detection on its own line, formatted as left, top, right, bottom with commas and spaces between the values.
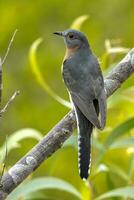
75, 104, 93, 179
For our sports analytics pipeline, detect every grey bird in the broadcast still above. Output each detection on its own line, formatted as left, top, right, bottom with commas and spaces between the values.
54, 29, 107, 179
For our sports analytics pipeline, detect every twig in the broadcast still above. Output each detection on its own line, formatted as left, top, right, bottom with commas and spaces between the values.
0, 49, 133, 199
0, 29, 18, 105
2, 29, 18, 65
0, 135, 8, 188
0, 29, 19, 192
0, 91, 20, 118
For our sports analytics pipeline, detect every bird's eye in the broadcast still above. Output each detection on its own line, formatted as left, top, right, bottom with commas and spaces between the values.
68, 33, 75, 39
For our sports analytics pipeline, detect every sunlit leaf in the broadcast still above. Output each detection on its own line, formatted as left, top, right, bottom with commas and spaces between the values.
63, 134, 77, 149
29, 38, 71, 108
97, 164, 109, 173
90, 164, 109, 181
128, 155, 134, 180
102, 40, 129, 69
81, 181, 92, 200
93, 139, 105, 153
121, 86, 134, 102
92, 139, 106, 166
127, 147, 134, 154
107, 93, 123, 109
7, 177, 82, 200
107, 47, 129, 54
109, 138, 134, 149
101, 52, 109, 69
106, 162, 129, 181
70, 15, 89, 30
25, 191, 55, 200
95, 186, 134, 200
105, 40, 129, 54
91, 164, 109, 181
26, 191, 50, 200
105, 117, 134, 146
0, 128, 43, 163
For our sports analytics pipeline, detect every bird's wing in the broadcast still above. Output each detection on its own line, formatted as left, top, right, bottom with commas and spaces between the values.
98, 89, 107, 129
63, 54, 106, 129
70, 91, 101, 129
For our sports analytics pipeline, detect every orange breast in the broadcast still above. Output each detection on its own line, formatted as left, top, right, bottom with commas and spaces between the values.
64, 46, 79, 61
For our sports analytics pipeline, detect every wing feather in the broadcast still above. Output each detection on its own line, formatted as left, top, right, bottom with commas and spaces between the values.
63, 53, 106, 130
70, 92, 101, 129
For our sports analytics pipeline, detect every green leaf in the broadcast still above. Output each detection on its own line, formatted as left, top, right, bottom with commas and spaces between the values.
105, 117, 134, 147
128, 155, 134, 180
70, 15, 89, 30
101, 52, 109, 69
105, 40, 129, 54
121, 86, 134, 102
7, 177, 82, 200
106, 162, 129, 181
109, 138, 134, 149
101, 40, 129, 69
29, 38, 71, 108
90, 164, 109, 180
23, 191, 58, 200
93, 139, 106, 153
0, 128, 42, 163
95, 186, 134, 200
92, 139, 106, 165
63, 134, 77, 149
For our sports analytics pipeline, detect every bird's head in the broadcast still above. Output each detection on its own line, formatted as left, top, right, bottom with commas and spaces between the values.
53, 29, 89, 49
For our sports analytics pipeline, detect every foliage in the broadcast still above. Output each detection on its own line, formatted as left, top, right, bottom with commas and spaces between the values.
29, 37, 71, 108
0, 0, 134, 199
7, 177, 82, 200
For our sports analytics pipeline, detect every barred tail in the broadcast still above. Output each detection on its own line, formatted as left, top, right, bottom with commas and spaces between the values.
75, 105, 93, 179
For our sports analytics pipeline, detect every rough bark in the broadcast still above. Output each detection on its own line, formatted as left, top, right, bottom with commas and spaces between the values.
0, 49, 134, 199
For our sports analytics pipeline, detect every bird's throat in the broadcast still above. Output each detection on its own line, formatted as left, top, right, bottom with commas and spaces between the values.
64, 46, 79, 60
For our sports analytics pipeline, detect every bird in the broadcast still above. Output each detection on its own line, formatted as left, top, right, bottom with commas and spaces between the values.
54, 29, 107, 180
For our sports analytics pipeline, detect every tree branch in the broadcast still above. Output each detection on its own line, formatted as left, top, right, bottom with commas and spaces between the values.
0, 91, 20, 118
0, 49, 134, 199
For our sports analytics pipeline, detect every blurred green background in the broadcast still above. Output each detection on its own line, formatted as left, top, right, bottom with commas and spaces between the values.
0, 0, 134, 199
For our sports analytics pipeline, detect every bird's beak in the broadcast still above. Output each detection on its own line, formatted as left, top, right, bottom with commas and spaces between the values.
53, 31, 64, 37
